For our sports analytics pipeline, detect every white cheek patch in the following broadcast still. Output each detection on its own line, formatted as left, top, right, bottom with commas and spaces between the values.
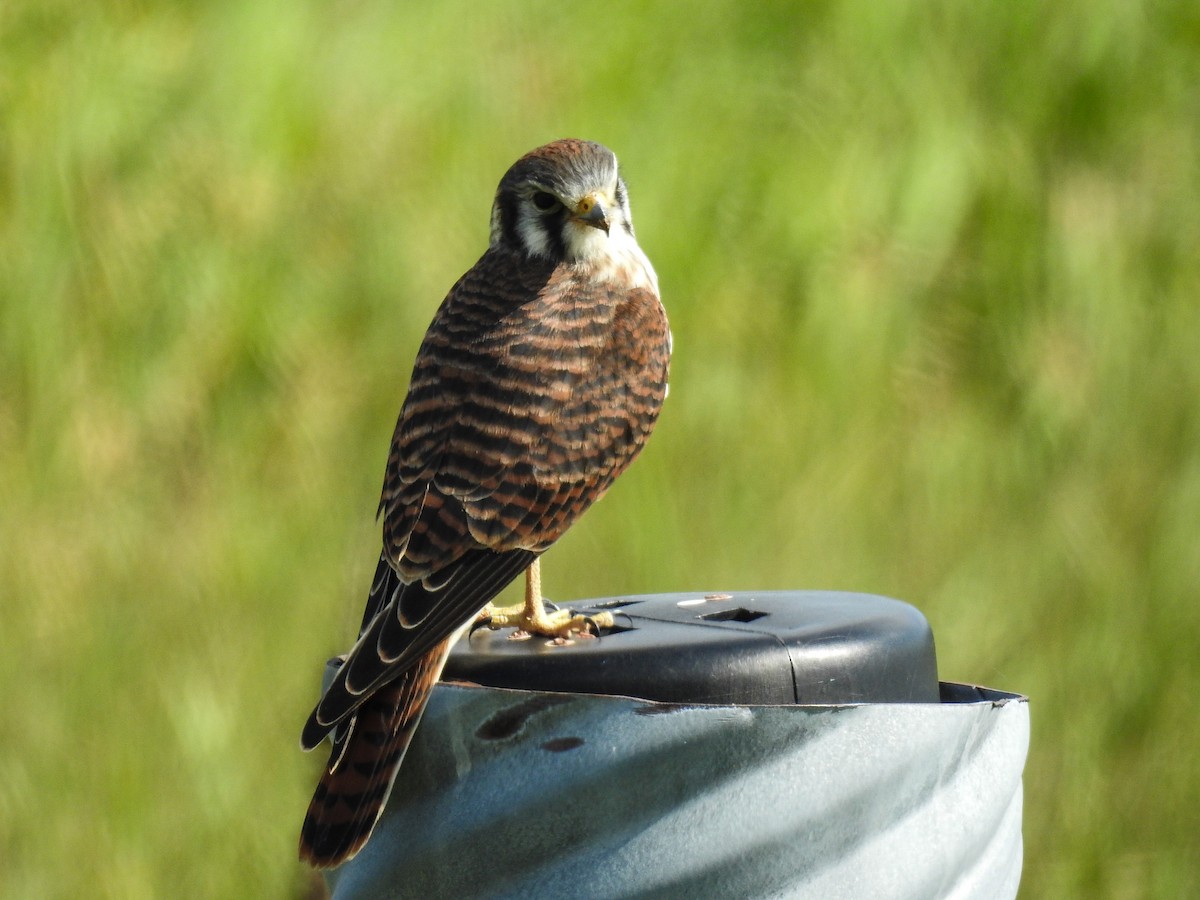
516, 207, 552, 259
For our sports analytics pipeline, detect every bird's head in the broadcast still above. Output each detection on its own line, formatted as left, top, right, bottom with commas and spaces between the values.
489, 139, 639, 264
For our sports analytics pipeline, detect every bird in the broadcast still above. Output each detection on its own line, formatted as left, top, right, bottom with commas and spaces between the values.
298, 139, 671, 868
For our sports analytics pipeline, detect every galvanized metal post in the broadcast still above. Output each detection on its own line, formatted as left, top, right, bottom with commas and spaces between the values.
317, 591, 1028, 899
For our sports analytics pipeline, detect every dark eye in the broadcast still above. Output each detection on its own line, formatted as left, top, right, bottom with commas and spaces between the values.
531, 191, 559, 212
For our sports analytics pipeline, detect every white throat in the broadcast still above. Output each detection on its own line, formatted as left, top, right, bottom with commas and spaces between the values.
567, 224, 659, 293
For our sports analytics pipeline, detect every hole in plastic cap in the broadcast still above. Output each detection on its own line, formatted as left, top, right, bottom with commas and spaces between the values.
698, 607, 768, 624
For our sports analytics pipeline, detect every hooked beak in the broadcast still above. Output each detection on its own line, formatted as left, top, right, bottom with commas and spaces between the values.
572, 193, 610, 235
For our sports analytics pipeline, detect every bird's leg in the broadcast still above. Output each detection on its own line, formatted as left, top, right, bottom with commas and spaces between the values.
519, 556, 557, 633
478, 558, 613, 639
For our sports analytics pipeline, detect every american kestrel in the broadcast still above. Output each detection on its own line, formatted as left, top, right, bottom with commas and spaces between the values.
298, 139, 671, 867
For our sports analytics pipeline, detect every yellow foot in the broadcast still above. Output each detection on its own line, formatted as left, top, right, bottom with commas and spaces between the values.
478, 601, 614, 642
475, 559, 613, 643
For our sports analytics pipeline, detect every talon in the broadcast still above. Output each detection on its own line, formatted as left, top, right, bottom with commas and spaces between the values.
580, 611, 615, 636
468, 617, 494, 638
579, 616, 603, 638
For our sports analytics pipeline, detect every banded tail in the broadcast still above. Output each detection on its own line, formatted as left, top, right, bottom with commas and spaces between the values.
298, 638, 452, 868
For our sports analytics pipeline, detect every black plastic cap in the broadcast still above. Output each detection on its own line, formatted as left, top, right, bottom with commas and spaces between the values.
446, 590, 940, 705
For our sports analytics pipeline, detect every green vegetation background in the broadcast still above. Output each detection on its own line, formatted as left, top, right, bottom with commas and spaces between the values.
3, 1, 1198, 897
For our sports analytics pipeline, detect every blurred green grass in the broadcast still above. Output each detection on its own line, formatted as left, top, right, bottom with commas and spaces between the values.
3, 1, 1199, 896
